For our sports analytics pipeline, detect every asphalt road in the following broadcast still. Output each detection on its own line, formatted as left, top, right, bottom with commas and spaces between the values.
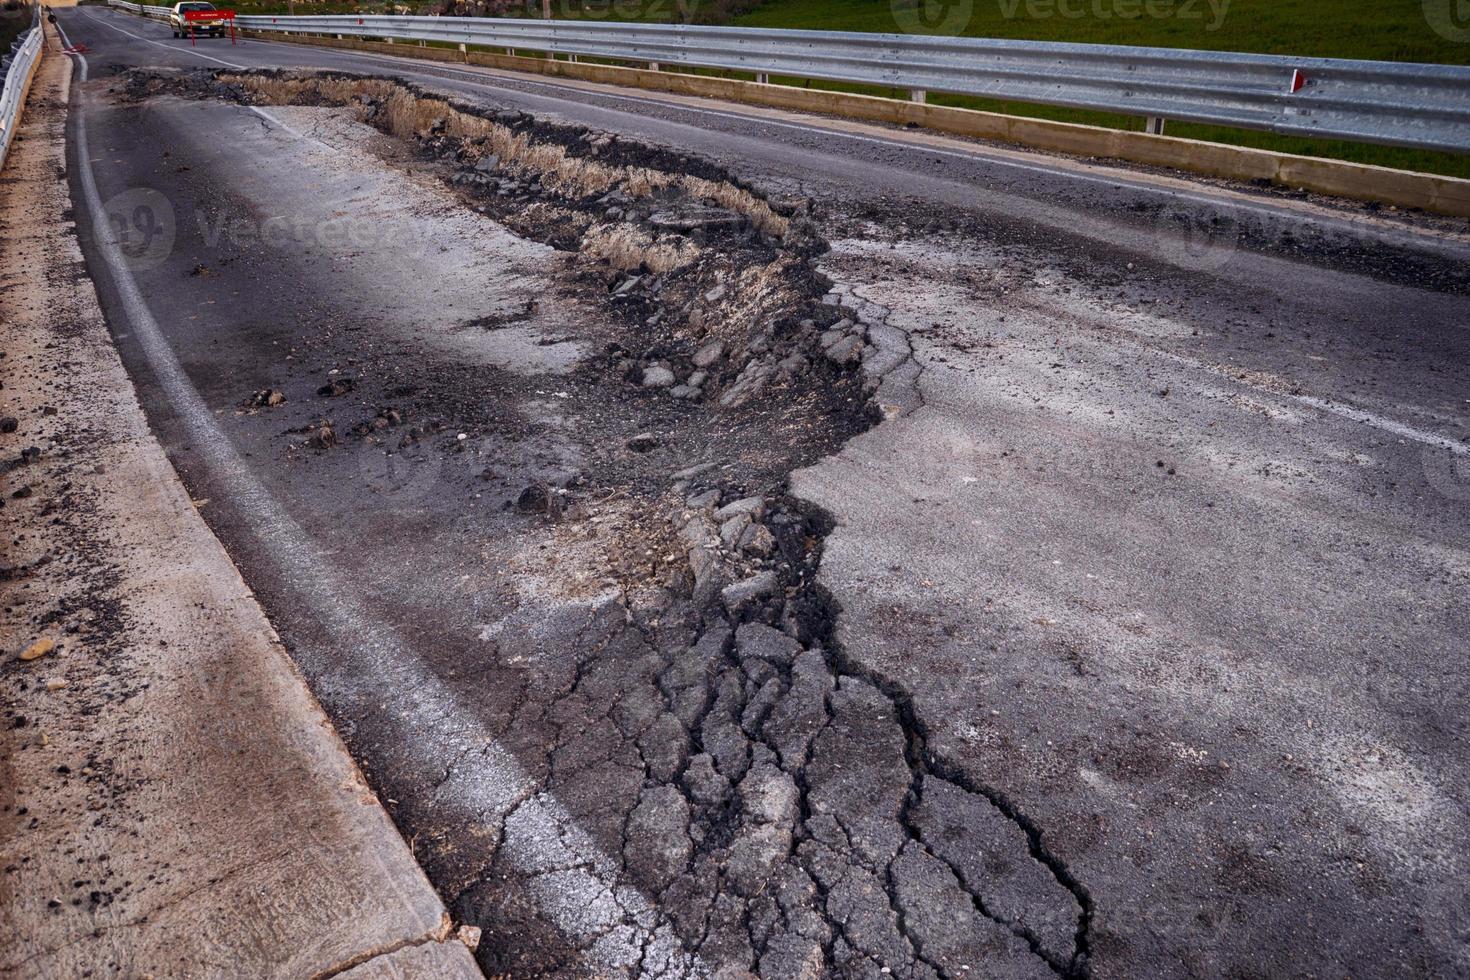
53, 7, 1470, 978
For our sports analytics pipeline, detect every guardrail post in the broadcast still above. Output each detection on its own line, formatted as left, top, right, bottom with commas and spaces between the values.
1145, 116, 1165, 135
756, 72, 769, 84
910, 88, 926, 103
649, 61, 659, 71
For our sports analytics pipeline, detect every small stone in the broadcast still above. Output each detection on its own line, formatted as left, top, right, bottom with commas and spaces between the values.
316, 378, 355, 397
704, 284, 728, 303
670, 385, 700, 400
515, 485, 549, 513
740, 521, 777, 557
687, 370, 708, 388
691, 341, 725, 368
719, 513, 752, 550
714, 496, 765, 521
474, 153, 500, 172
0, 417, 17, 433
721, 571, 779, 615
686, 488, 721, 510
825, 335, 865, 365
457, 925, 482, 950
44, 678, 68, 692
627, 432, 660, 452
18, 637, 54, 662
309, 422, 336, 449
642, 365, 676, 388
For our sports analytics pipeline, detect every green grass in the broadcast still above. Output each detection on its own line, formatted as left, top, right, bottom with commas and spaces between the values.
736, 0, 1467, 63
221, 0, 1470, 178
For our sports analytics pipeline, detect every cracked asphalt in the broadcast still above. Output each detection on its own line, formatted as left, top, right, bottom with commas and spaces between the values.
45, 6, 1470, 978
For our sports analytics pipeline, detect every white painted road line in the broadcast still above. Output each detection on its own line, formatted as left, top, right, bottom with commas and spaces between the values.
59, 26, 704, 977
1293, 394, 1470, 457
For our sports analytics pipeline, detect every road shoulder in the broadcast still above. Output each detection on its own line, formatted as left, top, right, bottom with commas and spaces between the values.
0, 35, 480, 979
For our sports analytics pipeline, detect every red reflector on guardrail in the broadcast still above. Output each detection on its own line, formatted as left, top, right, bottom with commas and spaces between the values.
1289, 69, 1306, 94
183, 9, 237, 45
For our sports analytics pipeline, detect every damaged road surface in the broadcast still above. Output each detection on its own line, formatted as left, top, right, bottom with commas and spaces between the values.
36, 6, 1470, 977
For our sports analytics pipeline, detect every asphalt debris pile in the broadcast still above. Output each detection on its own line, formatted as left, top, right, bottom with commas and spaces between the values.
192, 69, 885, 414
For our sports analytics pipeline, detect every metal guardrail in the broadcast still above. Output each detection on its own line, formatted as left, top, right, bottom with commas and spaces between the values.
115, 3, 171, 18
109, 1, 1470, 154
0, 5, 43, 171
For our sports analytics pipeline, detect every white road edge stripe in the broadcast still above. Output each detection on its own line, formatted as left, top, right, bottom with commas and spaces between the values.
57, 23, 702, 977
1292, 395, 1470, 457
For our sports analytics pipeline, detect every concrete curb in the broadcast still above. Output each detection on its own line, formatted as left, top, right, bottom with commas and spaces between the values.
0, 30, 482, 980
232, 27, 1470, 219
